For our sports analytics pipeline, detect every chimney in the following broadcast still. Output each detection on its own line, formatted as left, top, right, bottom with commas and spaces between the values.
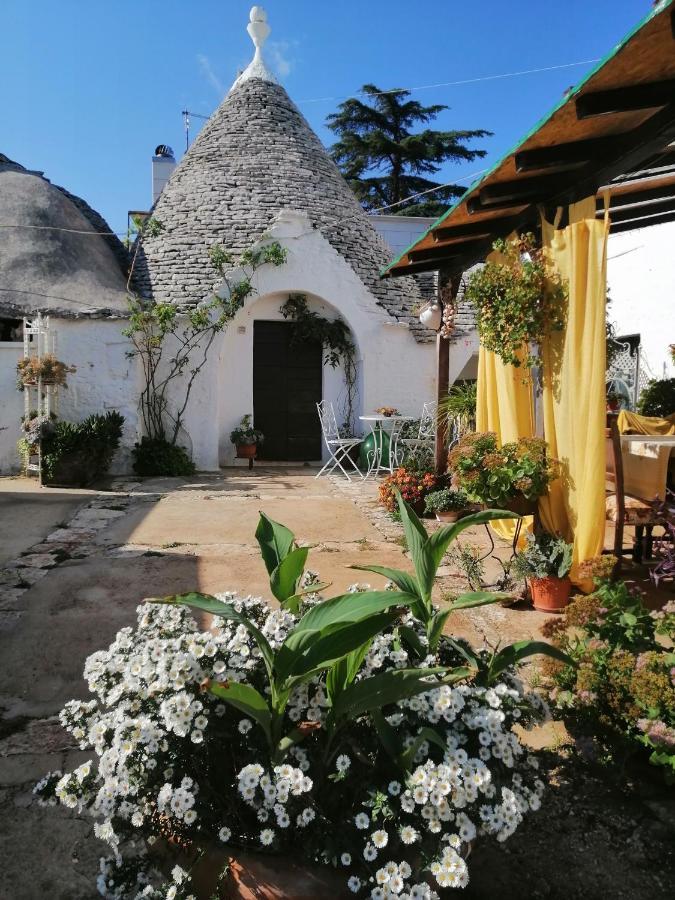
151, 144, 176, 204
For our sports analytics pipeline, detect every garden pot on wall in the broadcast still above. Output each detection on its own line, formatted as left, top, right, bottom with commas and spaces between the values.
529, 575, 572, 612
236, 443, 257, 460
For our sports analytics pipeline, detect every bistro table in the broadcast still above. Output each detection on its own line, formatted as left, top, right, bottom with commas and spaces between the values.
359, 415, 413, 477
620, 434, 675, 500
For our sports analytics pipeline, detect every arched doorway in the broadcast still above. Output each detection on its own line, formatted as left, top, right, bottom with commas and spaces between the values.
253, 320, 323, 460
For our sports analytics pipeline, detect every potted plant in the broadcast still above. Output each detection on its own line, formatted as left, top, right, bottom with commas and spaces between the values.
16, 354, 76, 389
448, 432, 558, 515
424, 487, 468, 522
35, 499, 568, 899
605, 389, 622, 413
374, 406, 400, 418
378, 465, 437, 515
513, 531, 573, 612
230, 414, 264, 460
465, 232, 567, 370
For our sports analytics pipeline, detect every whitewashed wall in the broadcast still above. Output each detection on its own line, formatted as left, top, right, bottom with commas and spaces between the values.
607, 221, 675, 381
0, 318, 138, 475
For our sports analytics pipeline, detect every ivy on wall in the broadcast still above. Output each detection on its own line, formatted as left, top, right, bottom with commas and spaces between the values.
280, 294, 357, 433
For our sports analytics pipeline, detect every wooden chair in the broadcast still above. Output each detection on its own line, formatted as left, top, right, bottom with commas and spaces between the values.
605, 417, 664, 568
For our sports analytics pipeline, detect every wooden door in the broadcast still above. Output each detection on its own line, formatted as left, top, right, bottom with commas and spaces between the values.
253, 321, 323, 460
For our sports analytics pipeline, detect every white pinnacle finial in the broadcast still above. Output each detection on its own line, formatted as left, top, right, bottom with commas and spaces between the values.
230, 6, 278, 91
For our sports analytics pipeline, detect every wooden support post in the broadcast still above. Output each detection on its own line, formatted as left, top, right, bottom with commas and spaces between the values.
435, 333, 450, 475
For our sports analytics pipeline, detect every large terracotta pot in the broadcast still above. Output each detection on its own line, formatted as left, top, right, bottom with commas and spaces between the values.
529, 575, 572, 612
236, 443, 257, 460
152, 840, 350, 899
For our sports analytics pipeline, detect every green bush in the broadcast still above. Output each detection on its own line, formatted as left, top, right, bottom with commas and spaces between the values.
41, 412, 124, 486
424, 487, 468, 514
132, 437, 196, 477
637, 377, 675, 418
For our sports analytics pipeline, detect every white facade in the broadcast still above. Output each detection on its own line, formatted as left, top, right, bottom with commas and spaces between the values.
607, 220, 675, 381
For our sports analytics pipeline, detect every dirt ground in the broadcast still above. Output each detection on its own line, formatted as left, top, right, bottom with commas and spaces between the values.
0, 469, 673, 899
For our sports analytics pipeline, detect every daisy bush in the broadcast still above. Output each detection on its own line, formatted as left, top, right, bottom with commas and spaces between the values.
35, 499, 562, 899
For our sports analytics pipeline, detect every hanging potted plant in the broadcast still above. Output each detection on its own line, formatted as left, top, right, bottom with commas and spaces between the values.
230, 414, 264, 460
424, 487, 469, 522
513, 531, 573, 612
465, 232, 567, 369
447, 432, 558, 516
16, 354, 76, 389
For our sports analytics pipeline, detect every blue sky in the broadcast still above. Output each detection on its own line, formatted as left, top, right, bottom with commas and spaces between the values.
1, 0, 654, 236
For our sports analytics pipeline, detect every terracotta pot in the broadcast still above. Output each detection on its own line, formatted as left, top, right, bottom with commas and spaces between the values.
529, 575, 571, 612
152, 839, 349, 899
236, 443, 257, 460
435, 510, 459, 522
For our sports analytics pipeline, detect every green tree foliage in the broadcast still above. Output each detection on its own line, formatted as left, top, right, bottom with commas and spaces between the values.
327, 85, 491, 217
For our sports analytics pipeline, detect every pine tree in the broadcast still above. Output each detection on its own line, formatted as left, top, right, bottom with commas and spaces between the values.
327, 84, 491, 217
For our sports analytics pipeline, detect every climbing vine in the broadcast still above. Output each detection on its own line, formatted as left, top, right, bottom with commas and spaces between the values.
280, 294, 357, 433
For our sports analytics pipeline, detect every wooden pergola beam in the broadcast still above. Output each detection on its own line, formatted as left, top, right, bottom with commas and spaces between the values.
576, 78, 675, 119
610, 207, 675, 233
433, 217, 518, 242
515, 136, 618, 172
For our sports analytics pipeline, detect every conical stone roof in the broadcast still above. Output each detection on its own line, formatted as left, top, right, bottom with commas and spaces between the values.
133, 77, 431, 341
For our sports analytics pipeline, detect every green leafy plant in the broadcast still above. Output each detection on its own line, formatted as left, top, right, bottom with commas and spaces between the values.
637, 377, 675, 418
448, 432, 557, 508
447, 542, 486, 591
40, 412, 124, 486
438, 382, 477, 436
280, 294, 357, 432
230, 414, 264, 447
424, 488, 468, 514
513, 532, 573, 580
542, 556, 675, 778
131, 436, 195, 477
465, 232, 567, 369
124, 238, 287, 448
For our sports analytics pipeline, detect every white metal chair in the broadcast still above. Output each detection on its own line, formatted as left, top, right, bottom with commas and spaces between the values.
316, 401, 362, 480
395, 402, 437, 465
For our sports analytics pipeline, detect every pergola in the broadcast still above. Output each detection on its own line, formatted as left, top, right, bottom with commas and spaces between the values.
382, 0, 675, 470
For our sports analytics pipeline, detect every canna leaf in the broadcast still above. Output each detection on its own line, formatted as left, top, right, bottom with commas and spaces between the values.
487, 640, 573, 683
447, 591, 509, 611
348, 564, 420, 598
426, 509, 519, 572
208, 681, 272, 742
270, 546, 308, 605
399, 727, 448, 771
255, 512, 295, 576
293, 590, 418, 633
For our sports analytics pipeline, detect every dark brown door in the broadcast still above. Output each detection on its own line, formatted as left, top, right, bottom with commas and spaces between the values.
253, 321, 323, 460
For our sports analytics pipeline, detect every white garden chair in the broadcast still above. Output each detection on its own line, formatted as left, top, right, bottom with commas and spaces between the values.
315, 401, 362, 480
394, 401, 437, 465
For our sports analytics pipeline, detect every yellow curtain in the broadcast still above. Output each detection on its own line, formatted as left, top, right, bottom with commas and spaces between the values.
617, 410, 675, 436
540, 197, 609, 577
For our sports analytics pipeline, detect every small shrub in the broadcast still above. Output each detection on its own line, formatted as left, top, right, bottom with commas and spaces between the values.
424, 487, 468, 514
447, 542, 486, 591
132, 437, 196, 477
637, 377, 675, 418
41, 412, 124, 486
378, 467, 437, 513
513, 532, 573, 580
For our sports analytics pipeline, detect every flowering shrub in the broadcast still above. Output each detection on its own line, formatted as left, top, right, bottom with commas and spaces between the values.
378, 467, 437, 514
448, 432, 557, 508
35, 498, 564, 899
541, 557, 675, 778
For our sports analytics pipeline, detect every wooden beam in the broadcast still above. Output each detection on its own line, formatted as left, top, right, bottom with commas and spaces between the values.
515, 136, 619, 172
434, 217, 518, 242
576, 79, 675, 118
408, 241, 484, 263
479, 173, 578, 206
609, 207, 675, 233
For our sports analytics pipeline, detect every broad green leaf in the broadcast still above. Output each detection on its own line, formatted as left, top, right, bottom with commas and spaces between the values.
208, 681, 272, 742
348, 564, 420, 598
371, 709, 404, 762
428, 609, 452, 651
398, 624, 426, 659
274, 725, 317, 763
155, 592, 275, 679
400, 727, 448, 771
396, 492, 434, 605
487, 640, 573, 683
442, 635, 480, 670
294, 590, 418, 634
326, 639, 374, 702
270, 547, 308, 604
287, 612, 399, 680
333, 666, 471, 722
426, 509, 519, 572
447, 591, 508, 611
255, 512, 295, 576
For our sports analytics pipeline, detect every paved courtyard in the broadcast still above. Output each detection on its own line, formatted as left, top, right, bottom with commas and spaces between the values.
0, 469, 670, 898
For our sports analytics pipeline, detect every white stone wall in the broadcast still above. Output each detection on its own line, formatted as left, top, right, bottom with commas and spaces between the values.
607, 221, 675, 381
0, 318, 139, 475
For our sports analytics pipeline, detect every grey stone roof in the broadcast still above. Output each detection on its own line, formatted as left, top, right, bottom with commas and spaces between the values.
0, 157, 130, 319
133, 78, 432, 342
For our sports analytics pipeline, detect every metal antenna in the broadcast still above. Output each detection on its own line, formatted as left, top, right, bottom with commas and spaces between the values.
181, 109, 210, 151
